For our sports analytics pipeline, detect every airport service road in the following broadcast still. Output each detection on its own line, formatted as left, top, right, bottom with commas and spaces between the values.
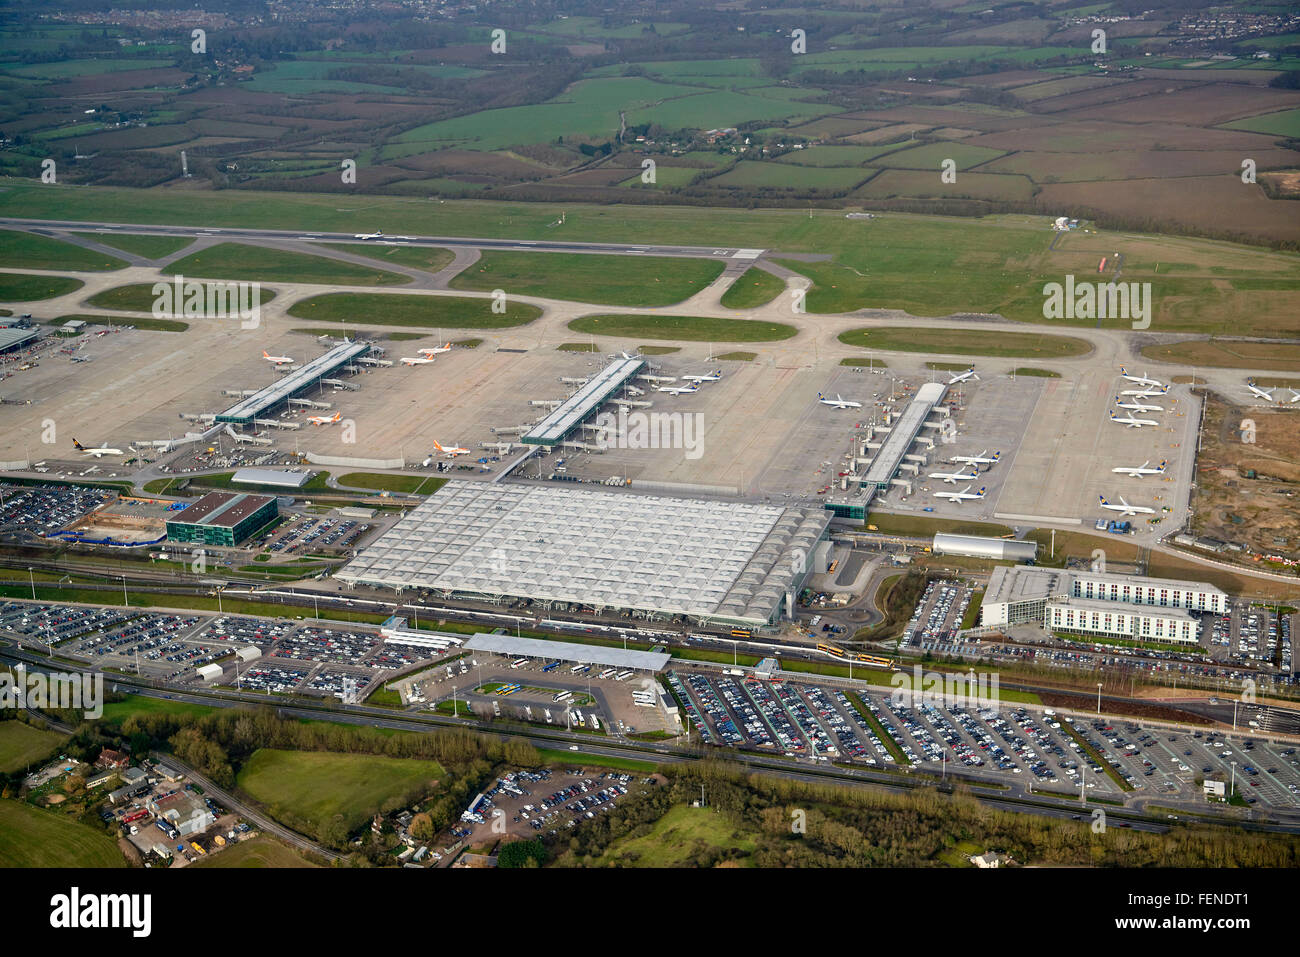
3, 217, 762, 261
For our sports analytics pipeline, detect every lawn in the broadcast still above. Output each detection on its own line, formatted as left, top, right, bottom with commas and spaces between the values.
192, 835, 320, 868
710, 162, 872, 190
570, 313, 797, 342
86, 283, 275, 312
449, 251, 724, 307
590, 805, 757, 867
0, 722, 66, 774
0, 273, 83, 302
100, 694, 216, 726
317, 243, 455, 274
838, 326, 1091, 359
72, 232, 193, 259
1140, 338, 1300, 373
53, 314, 188, 332
237, 749, 443, 833
0, 229, 126, 271
865, 512, 1014, 537
164, 242, 409, 286
720, 266, 785, 309
288, 292, 541, 329
335, 472, 446, 494
0, 799, 125, 868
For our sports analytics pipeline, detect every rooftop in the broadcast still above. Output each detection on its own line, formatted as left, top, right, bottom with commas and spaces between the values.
169, 491, 275, 528
522, 356, 644, 445
463, 633, 670, 672
863, 381, 947, 487
217, 340, 369, 424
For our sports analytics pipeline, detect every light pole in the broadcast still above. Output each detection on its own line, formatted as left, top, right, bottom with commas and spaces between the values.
121, 575, 128, 608
1230, 760, 1236, 803
1096, 682, 1103, 714
28, 566, 36, 601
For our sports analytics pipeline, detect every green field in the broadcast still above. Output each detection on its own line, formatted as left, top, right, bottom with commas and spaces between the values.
0, 229, 125, 271
711, 162, 871, 190
0, 722, 66, 774
840, 356, 888, 367
237, 748, 443, 834
1222, 108, 1300, 139
287, 292, 541, 329
0, 799, 125, 868
773, 144, 905, 166
317, 243, 455, 274
450, 251, 724, 307
589, 805, 757, 867
838, 326, 1091, 359
100, 694, 216, 726
53, 313, 188, 332
72, 232, 193, 259
720, 266, 785, 309
1009, 367, 1062, 377
335, 473, 446, 494
192, 835, 321, 868
8, 57, 175, 79
0, 273, 83, 302
164, 243, 409, 286
86, 282, 275, 312
570, 313, 797, 342
871, 142, 1006, 171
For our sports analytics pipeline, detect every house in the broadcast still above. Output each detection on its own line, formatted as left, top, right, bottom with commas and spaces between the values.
971, 851, 1009, 868
95, 749, 129, 770
85, 770, 118, 790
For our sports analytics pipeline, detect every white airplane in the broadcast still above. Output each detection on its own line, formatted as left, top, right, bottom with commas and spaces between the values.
354, 230, 383, 240
818, 392, 862, 409
72, 439, 122, 458
947, 366, 979, 385
1246, 378, 1277, 401
420, 343, 453, 357
620, 351, 642, 361
1099, 494, 1155, 516
950, 450, 1000, 467
1119, 366, 1164, 389
932, 484, 986, 503
658, 384, 699, 396
927, 468, 979, 485
1119, 386, 1168, 398
434, 439, 470, 457
262, 350, 293, 365
401, 356, 435, 366
1110, 410, 1159, 429
682, 370, 723, 383
306, 412, 341, 426
1115, 395, 1164, 413
1111, 459, 1168, 479
1289, 390, 1300, 404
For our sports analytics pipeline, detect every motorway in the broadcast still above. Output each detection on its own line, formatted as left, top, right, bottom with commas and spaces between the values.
0, 217, 764, 261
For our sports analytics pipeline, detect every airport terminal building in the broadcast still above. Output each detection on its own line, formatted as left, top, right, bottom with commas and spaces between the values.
165, 491, 278, 547
337, 481, 831, 629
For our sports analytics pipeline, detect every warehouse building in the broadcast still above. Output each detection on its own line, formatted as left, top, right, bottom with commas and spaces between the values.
338, 481, 831, 629
522, 355, 645, 446
0, 325, 40, 355
232, 468, 313, 489
149, 791, 214, 837
165, 491, 278, 547
216, 340, 369, 425
463, 633, 670, 673
933, 533, 1037, 563
981, 565, 1226, 642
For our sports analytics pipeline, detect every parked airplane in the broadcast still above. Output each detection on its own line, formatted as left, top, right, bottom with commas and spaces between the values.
1246, 378, 1277, 401
434, 439, 470, 457
1289, 390, 1300, 404
949, 450, 1000, 467
306, 412, 342, 426
932, 484, 986, 503
400, 356, 435, 366
1109, 410, 1159, 429
72, 439, 122, 458
1119, 386, 1168, 398
262, 350, 293, 365
818, 392, 862, 409
947, 366, 979, 385
682, 370, 723, 383
621, 351, 642, 361
1115, 395, 1164, 413
1099, 494, 1155, 516
1111, 459, 1168, 479
658, 384, 699, 395
354, 230, 383, 240
927, 468, 979, 485
420, 343, 453, 357
1119, 366, 1164, 389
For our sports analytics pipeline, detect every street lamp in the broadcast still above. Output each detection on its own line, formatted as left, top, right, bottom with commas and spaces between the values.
1096, 682, 1103, 714
121, 575, 128, 608
28, 566, 36, 601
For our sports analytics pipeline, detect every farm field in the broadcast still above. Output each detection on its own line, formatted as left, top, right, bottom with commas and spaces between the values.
0, 800, 125, 868
287, 292, 541, 328
709, 162, 872, 190
569, 313, 797, 342
0, 722, 65, 774
838, 326, 1092, 359
236, 748, 443, 834
449, 250, 724, 307
853, 168, 1035, 203
163, 243, 410, 286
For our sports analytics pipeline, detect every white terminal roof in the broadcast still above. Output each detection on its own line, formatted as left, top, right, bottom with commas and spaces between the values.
232, 468, 312, 488
337, 481, 831, 626
522, 356, 644, 445
863, 381, 947, 487
464, 633, 670, 672
217, 341, 369, 423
